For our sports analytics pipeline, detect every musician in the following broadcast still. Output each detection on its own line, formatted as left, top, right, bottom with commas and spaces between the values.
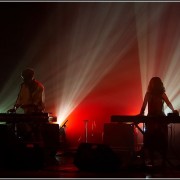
7, 68, 45, 141
8, 68, 45, 114
140, 76, 178, 167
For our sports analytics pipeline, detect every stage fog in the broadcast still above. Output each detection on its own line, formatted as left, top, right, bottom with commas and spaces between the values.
0, 2, 179, 149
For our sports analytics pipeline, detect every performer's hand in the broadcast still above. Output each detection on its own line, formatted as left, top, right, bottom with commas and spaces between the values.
173, 110, 179, 115
136, 113, 144, 116
7, 108, 16, 113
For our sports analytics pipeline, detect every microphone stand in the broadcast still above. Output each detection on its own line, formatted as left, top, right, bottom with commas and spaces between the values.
84, 120, 88, 143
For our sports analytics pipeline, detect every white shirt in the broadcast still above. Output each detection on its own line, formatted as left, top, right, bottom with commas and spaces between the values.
15, 79, 45, 113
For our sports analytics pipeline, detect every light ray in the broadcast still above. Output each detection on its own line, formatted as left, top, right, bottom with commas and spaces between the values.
0, 3, 138, 126
135, 3, 180, 115
49, 3, 138, 124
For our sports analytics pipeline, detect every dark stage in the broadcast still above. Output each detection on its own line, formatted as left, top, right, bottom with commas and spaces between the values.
0, 113, 180, 178
0, 2, 179, 179
1, 143, 180, 179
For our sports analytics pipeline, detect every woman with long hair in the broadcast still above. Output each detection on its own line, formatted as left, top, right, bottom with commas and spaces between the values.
140, 77, 178, 167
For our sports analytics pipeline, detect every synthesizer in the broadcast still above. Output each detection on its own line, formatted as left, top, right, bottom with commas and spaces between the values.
0, 112, 57, 124
111, 115, 180, 124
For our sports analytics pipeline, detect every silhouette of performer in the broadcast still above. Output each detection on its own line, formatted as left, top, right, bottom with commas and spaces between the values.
140, 76, 178, 167
7, 68, 45, 140
8, 68, 45, 114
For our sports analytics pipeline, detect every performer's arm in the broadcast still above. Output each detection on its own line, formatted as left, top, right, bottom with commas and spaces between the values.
140, 92, 148, 115
162, 93, 176, 112
7, 84, 23, 113
140, 92, 149, 115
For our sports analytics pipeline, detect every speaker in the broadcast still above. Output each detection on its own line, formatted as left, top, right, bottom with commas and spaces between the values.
42, 123, 60, 149
74, 143, 120, 171
0, 125, 44, 169
103, 123, 134, 150
12, 143, 44, 170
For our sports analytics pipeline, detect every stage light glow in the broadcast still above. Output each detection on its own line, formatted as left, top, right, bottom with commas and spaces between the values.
0, 3, 138, 124
0, 64, 30, 113
135, 3, 180, 115
44, 3, 138, 125
0, 3, 179, 147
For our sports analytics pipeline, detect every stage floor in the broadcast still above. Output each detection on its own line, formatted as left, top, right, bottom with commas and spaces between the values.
1, 149, 180, 179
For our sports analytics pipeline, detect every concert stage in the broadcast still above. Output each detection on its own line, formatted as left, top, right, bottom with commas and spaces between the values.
0, 147, 180, 178
0, 113, 180, 178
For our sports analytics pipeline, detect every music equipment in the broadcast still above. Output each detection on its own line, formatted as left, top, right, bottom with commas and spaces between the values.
103, 123, 134, 149
111, 115, 180, 124
110, 115, 180, 135
0, 112, 57, 124
110, 115, 180, 168
74, 143, 120, 171
0, 113, 59, 169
